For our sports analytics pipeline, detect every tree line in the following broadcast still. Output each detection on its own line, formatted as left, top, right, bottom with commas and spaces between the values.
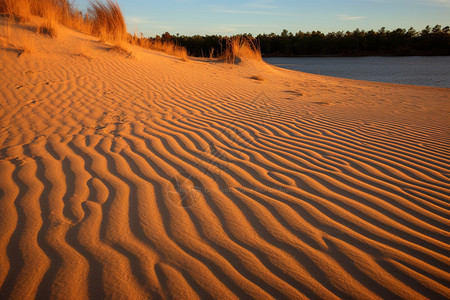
150, 25, 449, 57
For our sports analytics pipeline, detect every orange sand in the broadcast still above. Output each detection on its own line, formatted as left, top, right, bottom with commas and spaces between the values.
1, 17, 449, 299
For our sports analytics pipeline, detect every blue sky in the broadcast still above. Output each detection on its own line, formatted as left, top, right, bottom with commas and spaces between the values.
75, 0, 450, 36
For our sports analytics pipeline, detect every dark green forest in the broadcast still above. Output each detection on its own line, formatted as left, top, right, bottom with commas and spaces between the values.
150, 25, 450, 57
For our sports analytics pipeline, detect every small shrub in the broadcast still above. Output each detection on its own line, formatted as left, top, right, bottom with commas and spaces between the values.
37, 22, 57, 37
173, 46, 189, 61
221, 36, 262, 64
250, 75, 264, 81
38, 8, 58, 37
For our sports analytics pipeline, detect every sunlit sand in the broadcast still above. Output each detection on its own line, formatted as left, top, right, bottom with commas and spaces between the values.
1, 10, 450, 300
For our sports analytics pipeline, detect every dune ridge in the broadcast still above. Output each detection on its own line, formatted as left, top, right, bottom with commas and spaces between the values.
1, 17, 450, 299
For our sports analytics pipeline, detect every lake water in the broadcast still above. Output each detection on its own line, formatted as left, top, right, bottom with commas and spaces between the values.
264, 56, 450, 88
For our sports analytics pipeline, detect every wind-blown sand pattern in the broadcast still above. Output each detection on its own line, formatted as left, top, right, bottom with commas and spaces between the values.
1, 19, 450, 299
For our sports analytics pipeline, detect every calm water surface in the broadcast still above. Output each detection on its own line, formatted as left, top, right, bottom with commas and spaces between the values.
264, 56, 450, 88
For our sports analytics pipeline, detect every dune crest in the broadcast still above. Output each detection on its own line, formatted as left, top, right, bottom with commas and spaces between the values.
0, 17, 450, 299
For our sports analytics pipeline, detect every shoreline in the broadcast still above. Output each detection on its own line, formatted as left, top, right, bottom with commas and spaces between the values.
263, 56, 450, 89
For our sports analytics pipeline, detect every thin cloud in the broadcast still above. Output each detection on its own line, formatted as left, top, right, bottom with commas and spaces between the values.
243, 1, 279, 9
375, 0, 450, 7
426, 0, 450, 7
213, 8, 279, 15
338, 14, 366, 21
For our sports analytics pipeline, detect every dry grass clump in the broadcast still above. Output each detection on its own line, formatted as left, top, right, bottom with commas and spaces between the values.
37, 23, 57, 37
128, 35, 189, 61
0, 0, 86, 36
147, 40, 188, 61
221, 36, 262, 64
0, 0, 76, 24
175, 48, 189, 61
0, 0, 179, 61
29, 0, 85, 30
0, 0, 127, 42
0, 0, 31, 22
88, 0, 133, 57
250, 75, 265, 81
37, 13, 57, 38
88, 0, 126, 44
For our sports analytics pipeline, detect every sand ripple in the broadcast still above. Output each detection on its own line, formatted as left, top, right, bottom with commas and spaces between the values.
1, 20, 449, 299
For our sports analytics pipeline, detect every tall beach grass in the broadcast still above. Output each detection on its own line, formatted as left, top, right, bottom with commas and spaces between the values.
0, 0, 31, 22
221, 36, 262, 63
0, 0, 189, 59
0, 0, 127, 42
88, 0, 126, 43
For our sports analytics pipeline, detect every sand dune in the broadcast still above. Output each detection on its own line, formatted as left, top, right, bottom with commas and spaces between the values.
1, 17, 450, 299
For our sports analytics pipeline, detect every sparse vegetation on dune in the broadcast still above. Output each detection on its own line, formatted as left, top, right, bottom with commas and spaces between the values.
88, 0, 126, 43
221, 36, 262, 63
0, 0, 88, 39
145, 33, 261, 63
37, 18, 57, 37
250, 75, 265, 81
0, 0, 189, 60
128, 33, 189, 61
1, 0, 81, 27
0, 0, 31, 22
145, 40, 188, 61
87, 0, 135, 57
